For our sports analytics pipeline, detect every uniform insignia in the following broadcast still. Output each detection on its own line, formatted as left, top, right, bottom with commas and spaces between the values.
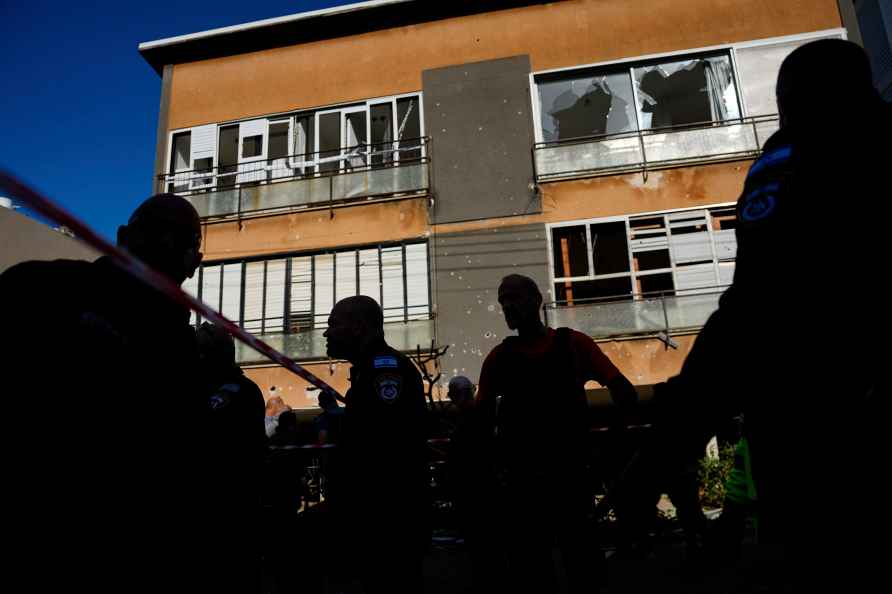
375, 373, 402, 403
739, 182, 779, 223
746, 145, 791, 179
373, 356, 399, 369
209, 384, 239, 410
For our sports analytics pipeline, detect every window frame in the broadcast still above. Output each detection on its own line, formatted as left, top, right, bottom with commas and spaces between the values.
191, 240, 432, 333
529, 28, 846, 143
165, 91, 425, 185
546, 203, 738, 303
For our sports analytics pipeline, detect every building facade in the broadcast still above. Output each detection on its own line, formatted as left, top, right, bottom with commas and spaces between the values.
140, 0, 851, 410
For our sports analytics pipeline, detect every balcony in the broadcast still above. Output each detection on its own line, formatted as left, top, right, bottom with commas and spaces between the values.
543, 286, 728, 341
533, 115, 779, 182
234, 318, 435, 365
160, 138, 431, 219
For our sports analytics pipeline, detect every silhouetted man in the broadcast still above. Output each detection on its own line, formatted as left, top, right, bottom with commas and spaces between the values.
197, 321, 266, 594
476, 274, 638, 593
654, 39, 889, 589
323, 295, 429, 594
0, 194, 207, 592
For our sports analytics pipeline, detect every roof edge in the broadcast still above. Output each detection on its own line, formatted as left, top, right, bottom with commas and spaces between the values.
138, 0, 412, 52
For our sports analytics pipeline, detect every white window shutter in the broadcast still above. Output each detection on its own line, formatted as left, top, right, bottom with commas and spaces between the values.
238, 119, 269, 184
191, 125, 217, 161
190, 125, 217, 189
405, 243, 429, 320
358, 248, 381, 304
265, 259, 286, 332
243, 262, 265, 333
221, 263, 242, 324
380, 246, 405, 322
335, 251, 357, 303
314, 254, 334, 328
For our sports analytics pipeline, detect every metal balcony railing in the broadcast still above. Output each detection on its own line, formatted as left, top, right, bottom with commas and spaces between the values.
543, 286, 730, 341
234, 317, 435, 365
533, 115, 779, 182
159, 137, 431, 219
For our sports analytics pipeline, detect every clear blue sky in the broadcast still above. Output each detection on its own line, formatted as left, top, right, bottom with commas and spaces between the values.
1, 0, 361, 240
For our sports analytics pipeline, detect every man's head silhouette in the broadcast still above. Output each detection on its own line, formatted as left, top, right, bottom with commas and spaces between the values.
498, 274, 543, 332
777, 39, 880, 129
116, 194, 202, 285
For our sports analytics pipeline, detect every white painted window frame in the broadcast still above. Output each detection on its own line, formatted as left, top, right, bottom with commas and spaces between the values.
165, 91, 425, 183
546, 202, 737, 300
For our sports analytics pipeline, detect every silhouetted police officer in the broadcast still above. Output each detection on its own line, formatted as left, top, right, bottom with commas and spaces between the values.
197, 321, 266, 594
323, 295, 429, 594
0, 194, 207, 592
654, 39, 889, 590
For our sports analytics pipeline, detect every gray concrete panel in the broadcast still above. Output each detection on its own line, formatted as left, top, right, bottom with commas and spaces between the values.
423, 56, 540, 224
0, 207, 99, 274
433, 223, 549, 387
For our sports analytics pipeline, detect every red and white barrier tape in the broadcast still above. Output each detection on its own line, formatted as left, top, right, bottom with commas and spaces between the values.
0, 171, 342, 400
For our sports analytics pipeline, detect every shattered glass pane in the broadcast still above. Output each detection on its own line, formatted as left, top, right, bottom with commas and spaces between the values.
634, 54, 741, 129
538, 70, 637, 141
370, 103, 394, 166
396, 97, 422, 161
551, 225, 588, 278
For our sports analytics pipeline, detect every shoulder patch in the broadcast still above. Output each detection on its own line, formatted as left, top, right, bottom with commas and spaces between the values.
747, 145, 792, 180
374, 373, 402, 403
739, 182, 779, 223
373, 355, 399, 369
209, 383, 240, 410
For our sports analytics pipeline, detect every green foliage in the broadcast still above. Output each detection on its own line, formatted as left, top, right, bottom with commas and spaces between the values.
698, 444, 736, 510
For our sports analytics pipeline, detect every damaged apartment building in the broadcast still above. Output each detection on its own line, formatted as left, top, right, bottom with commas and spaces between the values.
139, 0, 859, 410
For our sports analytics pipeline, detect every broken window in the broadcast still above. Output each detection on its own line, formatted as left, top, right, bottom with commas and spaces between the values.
396, 97, 422, 161
292, 114, 315, 175
551, 225, 588, 279
536, 51, 743, 144
549, 204, 738, 304
345, 111, 368, 169
637, 272, 674, 295
554, 277, 633, 305
538, 70, 637, 142
634, 54, 741, 129
370, 103, 395, 166
590, 221, 630, 275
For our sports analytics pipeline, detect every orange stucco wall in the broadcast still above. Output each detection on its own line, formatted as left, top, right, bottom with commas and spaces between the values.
201, 197, 430, 260
431, 160, 750, 238
167, 0, 840, 130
